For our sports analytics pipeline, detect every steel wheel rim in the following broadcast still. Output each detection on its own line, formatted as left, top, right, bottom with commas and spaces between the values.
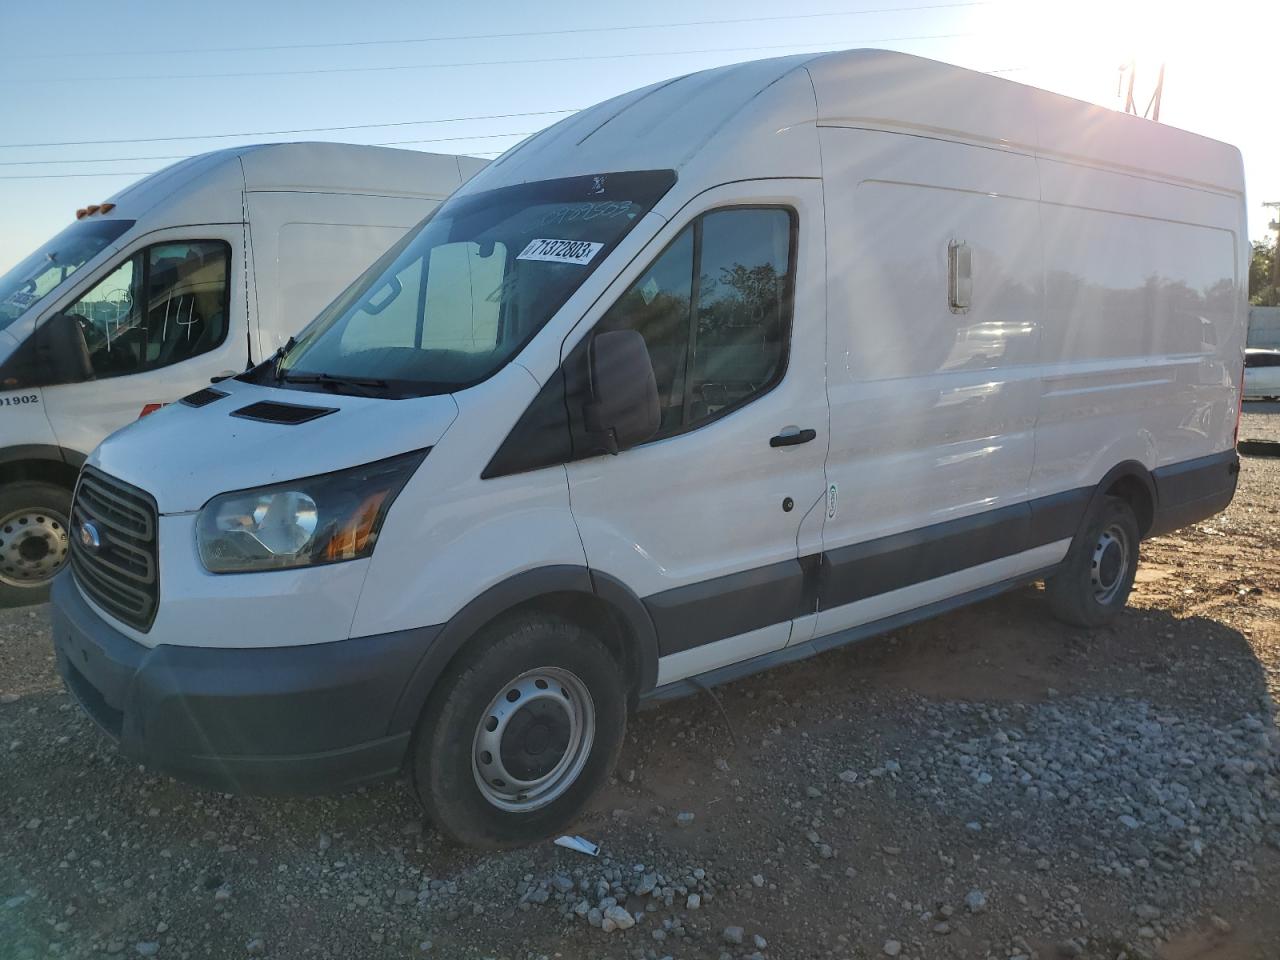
471, 666, 595, 813
1090, 524, 1129, 604
0, 507, 69, 588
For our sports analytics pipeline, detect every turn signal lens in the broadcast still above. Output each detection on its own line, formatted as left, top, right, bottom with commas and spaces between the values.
323, 491, 390, 561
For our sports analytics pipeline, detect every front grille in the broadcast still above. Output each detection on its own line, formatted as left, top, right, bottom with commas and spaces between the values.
70, 467, 159, 631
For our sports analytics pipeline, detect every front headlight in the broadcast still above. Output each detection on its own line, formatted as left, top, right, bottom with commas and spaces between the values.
196, 450, 427, 573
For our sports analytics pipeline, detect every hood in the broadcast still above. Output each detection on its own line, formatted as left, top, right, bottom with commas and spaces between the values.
89, 377, 458, 513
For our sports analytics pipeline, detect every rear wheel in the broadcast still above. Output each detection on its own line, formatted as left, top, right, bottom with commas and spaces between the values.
1045, 495, 1140, 628
0, 481, 72, 608
411, 612, 627, 848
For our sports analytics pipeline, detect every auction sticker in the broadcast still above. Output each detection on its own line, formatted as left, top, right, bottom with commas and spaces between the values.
517, 238, 603, 265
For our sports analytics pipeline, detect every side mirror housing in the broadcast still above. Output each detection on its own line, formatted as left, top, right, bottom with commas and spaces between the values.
583, 330, 659, 454
38, 314, 94, 384
0, 313, 93, 389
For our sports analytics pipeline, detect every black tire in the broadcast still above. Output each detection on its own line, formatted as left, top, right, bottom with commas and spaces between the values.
1044, 495, 1140, 628
410, 612, 627, 849
0, 481, 72, 608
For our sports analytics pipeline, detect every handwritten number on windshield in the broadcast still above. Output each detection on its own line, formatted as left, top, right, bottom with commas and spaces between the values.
539, 201, 635, 226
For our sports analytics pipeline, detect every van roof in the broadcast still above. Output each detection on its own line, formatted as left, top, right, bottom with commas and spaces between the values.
98, 142, 488, 228
472, 48, 1242, 199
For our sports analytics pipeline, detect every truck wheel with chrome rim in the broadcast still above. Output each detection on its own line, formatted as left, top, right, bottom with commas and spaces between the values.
1045, 495, 1140, 628
411, 612, 627, 848
0, 481, 72, 608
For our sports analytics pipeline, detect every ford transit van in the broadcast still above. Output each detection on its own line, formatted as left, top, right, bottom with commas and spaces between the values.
50, 50, 1246, 848
0, 143, 484, 604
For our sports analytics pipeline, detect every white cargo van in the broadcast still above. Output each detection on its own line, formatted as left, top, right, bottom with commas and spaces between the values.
51, 50, 1246, 848
0, 143, 485, 603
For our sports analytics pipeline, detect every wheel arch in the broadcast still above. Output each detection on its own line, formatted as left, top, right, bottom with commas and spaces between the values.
388, 565, 660, 735
0, 445, 83, 492
1088, 460, 1157, 538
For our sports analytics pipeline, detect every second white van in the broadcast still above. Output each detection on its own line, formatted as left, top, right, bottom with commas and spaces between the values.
50, 50, 1246, 848
0, 143, 484, 604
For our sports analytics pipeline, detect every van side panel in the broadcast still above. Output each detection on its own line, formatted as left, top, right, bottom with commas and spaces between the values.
817, 132, 1041, 561
816, 127, 1048, 638
1031, 158, 1245, 505
246, 192, 443, 358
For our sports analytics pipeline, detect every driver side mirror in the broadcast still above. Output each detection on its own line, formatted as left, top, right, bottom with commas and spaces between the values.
35, 313, 93, 385
0, 312, 93, 389
583, 330, 660, 455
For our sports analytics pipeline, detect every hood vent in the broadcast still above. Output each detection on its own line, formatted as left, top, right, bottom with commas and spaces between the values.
231, 400, 338, 425
179, 387, 229, 408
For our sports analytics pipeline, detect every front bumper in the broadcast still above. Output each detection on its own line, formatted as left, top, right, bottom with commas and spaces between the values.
50, 572, 439, 794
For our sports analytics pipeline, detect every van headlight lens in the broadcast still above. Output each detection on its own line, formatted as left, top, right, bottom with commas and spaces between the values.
195, 450, 426, 573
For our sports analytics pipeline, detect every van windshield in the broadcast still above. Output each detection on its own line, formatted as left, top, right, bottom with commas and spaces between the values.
0, 218, 135, 331
273, 170, 676, 396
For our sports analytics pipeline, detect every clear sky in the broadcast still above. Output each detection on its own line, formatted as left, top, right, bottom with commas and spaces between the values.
1, 0, 1274, 273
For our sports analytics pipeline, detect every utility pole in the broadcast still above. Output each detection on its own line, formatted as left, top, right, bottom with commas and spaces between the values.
1119, 60, 1137, 113
1144, 63, 1165, 122
1118, 61, 1165, 121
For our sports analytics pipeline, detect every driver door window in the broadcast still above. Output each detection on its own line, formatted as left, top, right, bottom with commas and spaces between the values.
595, 206, 794, 439
65, 240, 230, 379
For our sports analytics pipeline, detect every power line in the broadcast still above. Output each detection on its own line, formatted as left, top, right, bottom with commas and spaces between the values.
0, 109, 577, 150
372, 133, 534, 148
0, 171, 158, 181
7, 34, 973, 84
0, 131, 537, 167
4, 3, 993, 60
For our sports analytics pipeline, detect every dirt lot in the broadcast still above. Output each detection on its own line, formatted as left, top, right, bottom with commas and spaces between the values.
3, 409, 1279, 960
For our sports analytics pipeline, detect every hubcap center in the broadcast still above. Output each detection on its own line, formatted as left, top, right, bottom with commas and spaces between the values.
500, 700, 571, 781
18, 535, 50, 563
1098, 540, 1122, 587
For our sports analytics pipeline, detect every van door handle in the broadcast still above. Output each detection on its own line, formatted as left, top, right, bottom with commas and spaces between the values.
770, 427, 817, 447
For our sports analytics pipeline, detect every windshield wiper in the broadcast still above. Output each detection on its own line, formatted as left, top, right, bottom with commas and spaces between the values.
279, 371, 390, 398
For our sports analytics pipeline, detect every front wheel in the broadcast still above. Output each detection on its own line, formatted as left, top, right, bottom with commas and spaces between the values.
411, 613, 627, 848
1044, 495, 1140, 628
0, 481, 72, 608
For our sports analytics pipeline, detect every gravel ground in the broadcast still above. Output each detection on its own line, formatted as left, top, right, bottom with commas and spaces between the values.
2, 409, 1279, 960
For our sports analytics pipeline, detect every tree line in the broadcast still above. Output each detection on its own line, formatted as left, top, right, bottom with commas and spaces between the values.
1251, 239, 1278, 307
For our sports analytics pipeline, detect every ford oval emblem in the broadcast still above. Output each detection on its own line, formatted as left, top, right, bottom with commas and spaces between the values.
78, 520, 102, 553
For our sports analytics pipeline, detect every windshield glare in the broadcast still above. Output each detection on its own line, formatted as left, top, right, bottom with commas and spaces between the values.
0, 218, 135, 331
277, 170, 676, 394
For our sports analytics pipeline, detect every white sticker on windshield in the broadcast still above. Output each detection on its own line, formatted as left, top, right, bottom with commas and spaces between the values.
516, 238, 604, 266
640, 276, 660, 305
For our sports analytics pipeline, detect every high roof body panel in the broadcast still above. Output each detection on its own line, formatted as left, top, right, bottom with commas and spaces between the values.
803, 49, 1242, 195
459, 54, 824, 202
461, 49, 1242, 205
96, 143, 487, 230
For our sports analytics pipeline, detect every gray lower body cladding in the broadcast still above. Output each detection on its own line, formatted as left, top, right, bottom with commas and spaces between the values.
49, 448, 1238, 794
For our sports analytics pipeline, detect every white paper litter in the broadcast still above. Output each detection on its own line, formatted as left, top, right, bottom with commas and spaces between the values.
553, 835, 599, 856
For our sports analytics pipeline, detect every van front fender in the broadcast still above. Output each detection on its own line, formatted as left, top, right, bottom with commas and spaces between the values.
385, 565, 659, 736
